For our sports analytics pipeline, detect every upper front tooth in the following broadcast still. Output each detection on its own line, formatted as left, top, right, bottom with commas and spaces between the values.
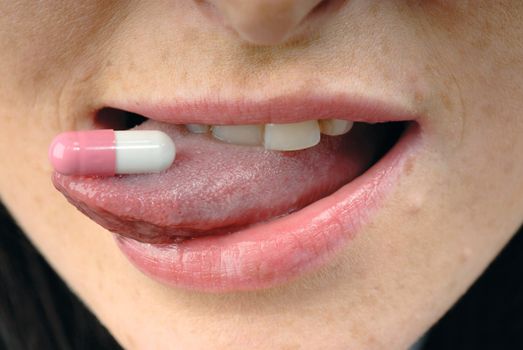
186, 124, 210, 134
319, 119, 353, 136
264, 120, 321, 151
211, 124, 264, 146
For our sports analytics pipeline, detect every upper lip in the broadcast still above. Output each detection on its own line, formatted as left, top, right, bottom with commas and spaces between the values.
102, 92, 419, 126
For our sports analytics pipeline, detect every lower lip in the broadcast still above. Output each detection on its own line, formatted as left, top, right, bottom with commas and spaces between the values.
115, 123, 422, 292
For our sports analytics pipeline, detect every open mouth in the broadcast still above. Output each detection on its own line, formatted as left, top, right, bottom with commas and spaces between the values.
52, 96, 422, 292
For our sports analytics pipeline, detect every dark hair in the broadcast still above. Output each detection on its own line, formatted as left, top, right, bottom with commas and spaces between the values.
0, 202, 122, 350
0, 200, 521, 349
424, 223, 523, 349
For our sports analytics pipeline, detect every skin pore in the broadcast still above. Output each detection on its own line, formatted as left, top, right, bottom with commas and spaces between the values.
1, 1, 522, 349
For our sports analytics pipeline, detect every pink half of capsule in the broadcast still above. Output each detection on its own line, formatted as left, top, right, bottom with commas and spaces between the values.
48, 129, 176, 176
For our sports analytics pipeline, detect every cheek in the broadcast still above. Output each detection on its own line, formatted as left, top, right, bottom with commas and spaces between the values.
0, 2, 126, 111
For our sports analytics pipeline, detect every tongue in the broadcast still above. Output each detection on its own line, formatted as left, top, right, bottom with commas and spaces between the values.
53, 120, 380, 243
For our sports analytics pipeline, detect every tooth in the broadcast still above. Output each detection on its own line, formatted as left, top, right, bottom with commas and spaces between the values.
211, 124, 264, 146
264, 120, 321, 151
186, 124, 210, 134
319, 119, 353, 136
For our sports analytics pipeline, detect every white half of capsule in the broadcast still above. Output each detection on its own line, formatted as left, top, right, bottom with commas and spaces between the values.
115, 130, 176, 174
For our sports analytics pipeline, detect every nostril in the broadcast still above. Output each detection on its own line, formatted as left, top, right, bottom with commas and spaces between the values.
311, 0, 330, 14
307, 0, 346, 19
95, 108, 147, 130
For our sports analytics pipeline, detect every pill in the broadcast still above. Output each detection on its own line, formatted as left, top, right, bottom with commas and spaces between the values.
48, 129, 176, 176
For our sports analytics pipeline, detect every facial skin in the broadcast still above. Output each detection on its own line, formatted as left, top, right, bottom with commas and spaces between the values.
1, 1, 522, 349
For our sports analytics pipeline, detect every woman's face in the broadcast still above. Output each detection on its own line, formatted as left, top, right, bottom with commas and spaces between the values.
1, 1, 522, 348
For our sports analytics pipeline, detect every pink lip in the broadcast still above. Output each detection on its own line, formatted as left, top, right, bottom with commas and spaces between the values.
115, 124, 421, 292
56, 95, 423, 292
107, 93, 416, 125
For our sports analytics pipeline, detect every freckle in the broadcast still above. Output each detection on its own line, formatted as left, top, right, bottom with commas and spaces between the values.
322, 311, 336, 324
459, 247, 473, 264
404, 157, 414, 176
33, 194, 44, 207
178, 69, 189, 83
382, 71, 391, 82
472, 36, 491, 50
483, 19, 493, 35
409, 74, 419, 84
95, 258, 104, 273
414, 91, 424, 103
366, 334, 379, 348
503, 162, 514, 175
440, 92, 453, 112
369, 3, 379, 17
481, 103, 496, 117
32, 69, 47, 84
182, 27, 200, 44
406, 194, 424, 216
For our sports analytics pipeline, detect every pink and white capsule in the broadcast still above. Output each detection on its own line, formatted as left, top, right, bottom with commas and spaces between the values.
48, 129, 176, 176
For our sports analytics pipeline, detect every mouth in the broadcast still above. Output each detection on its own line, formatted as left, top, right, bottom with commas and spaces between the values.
52, 95, 422, 292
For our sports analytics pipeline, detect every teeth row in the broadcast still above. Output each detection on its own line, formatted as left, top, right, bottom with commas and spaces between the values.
185, 119, 353, 151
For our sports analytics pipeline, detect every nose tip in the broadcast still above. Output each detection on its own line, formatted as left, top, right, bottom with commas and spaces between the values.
203, 0, 327, 45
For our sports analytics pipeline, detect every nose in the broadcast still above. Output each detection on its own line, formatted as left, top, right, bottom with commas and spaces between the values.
201, 0, 330, 45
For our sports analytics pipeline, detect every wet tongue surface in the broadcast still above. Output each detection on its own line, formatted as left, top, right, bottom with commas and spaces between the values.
53, 120, 380, 243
